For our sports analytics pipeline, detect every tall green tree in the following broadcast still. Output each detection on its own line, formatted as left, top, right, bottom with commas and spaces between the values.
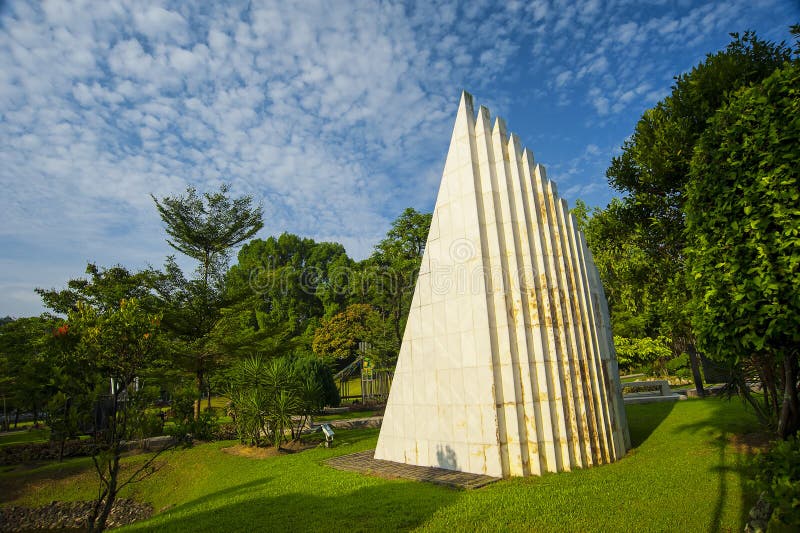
687, 60, 800, 438
224, 233, 352, 358
358, 208, 431, 348
602, 31, 793, 393
152, 185, 263, 417
152, 185, 264, 292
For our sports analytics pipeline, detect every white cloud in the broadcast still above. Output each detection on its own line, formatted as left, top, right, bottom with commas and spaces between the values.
1, 0, 796, 316
133, 6, 189, 43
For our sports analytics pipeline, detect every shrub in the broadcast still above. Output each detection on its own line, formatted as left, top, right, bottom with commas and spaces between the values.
189, 409, 219, 441
294, 355, 340, 408
665, 353, 692, 381
753, 433, 800, 527
227, 356, 327, 447
614, 336, 673, 374
167, 386, 218, 441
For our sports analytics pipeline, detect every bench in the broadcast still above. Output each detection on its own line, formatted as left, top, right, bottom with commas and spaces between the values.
621, 380, 681, 404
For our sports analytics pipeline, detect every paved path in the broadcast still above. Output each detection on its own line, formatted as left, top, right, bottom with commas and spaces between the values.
326, 450, 499, 490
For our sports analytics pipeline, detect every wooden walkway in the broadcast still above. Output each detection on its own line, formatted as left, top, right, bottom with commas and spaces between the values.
325, 450, 499, 490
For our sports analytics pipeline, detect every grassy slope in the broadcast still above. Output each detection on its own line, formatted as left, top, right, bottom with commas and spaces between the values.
0, 398, 760, 532
0, 428, 49, 446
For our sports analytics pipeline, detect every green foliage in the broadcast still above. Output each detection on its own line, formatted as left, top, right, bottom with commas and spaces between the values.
664, 353, 692, 381
580, 200, 665, 338
45, 392, 81, 442
0, 316, 60, 425
224, 233, 352, 354
312, 303, 376, 359
67, 299, 165, 385
593, 30, 794, 398
603, 32, 792, 330
293, 355, 340, 408
36, 263, 158, 315
613, 336, 673, 374
687, 62, 800, 362
60, 297, 172, 532
151, 185, 264, 418
169, 386, 198, 425
359, 208, 431, 348
686, 61, 800, 435
753, 433, 800, 527
227, 356, 326, 447
151, 184, 263, 275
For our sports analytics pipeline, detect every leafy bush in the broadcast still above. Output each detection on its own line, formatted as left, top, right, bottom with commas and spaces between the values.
126, 385, 164, 440
189, 409, 219, 441
665, 353, 692, 381
686, 60, 800, 436
169, 386, 196, 423
214, 422, 238, 441
753, 433, 800, 527
294, 355, 339, 408
165, 385, 219, 441
614, 336, 673, 374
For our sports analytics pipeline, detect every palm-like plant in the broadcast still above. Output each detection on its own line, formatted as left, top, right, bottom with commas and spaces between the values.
227, 355, 324, 447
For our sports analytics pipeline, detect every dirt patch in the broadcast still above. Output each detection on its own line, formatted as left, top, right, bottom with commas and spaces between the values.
729, 432, 772, 454
221, 440, 317, 459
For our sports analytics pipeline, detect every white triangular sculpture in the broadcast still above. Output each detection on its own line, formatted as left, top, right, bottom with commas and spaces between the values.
374, 92, 630, 477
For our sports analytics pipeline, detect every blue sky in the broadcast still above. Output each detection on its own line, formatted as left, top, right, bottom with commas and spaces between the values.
1, 0, 797, 317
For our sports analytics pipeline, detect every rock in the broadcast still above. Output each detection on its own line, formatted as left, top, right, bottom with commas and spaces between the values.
0, 499, 152, 531
744, 493, 772, 533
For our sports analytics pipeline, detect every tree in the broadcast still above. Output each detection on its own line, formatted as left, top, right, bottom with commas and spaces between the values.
152, 185, 263, 417
227, 234, 351, 334
574, 199, 664, 339
221, 233, 353, 367
63, 298, 168, 532
0, 316, 58, 428
356, 208, 431, 349
686, 60, 800, 438
613, 335, 674, 375
36, 263, 158, 315
312, 303, 378, 360
152, 185, 264, 292
603, 31, 793, 395
35, 263, 163, 435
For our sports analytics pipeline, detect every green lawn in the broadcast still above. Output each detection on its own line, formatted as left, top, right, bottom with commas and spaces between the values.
0, 428, 49, 447
0, 398, 763, 532
313, 409, 381, 422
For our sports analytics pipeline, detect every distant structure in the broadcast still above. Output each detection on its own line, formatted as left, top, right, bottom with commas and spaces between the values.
374, 92, 630, 477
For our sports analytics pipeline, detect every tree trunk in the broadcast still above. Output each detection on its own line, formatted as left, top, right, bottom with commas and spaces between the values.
195, 371, 203, 419
687, 343, 705, 397
90, 456, 119, 532
207, 382, 212, 411
777, 351, 799, 439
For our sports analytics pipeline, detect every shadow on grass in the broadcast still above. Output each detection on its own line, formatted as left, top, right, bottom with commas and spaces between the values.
0, 456, 95, 504
625, 401, 676, 448
150, 476, 274, 515
674, 398, 762, 532
127, 480, 458, 532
